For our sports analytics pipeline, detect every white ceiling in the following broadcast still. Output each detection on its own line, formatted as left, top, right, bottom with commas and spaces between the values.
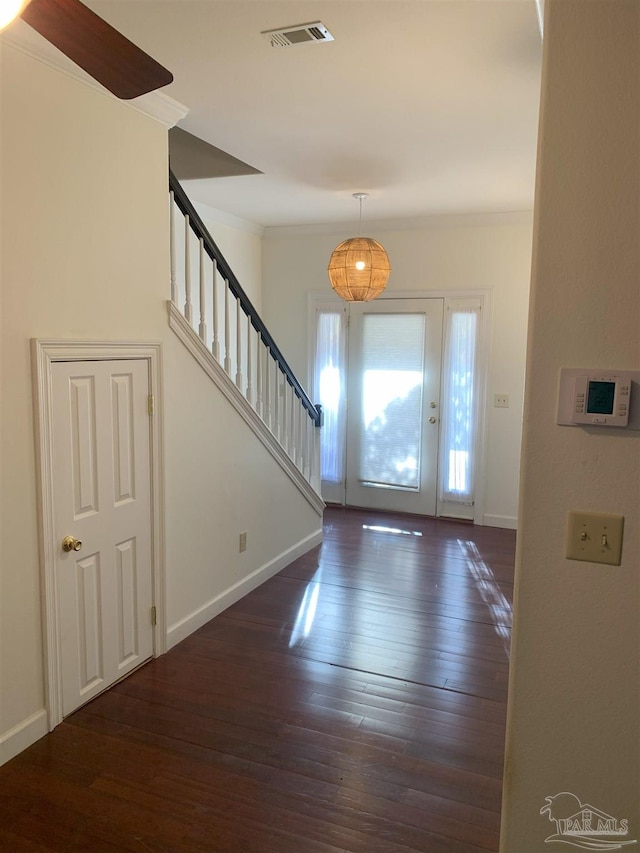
38, 1, 546, 228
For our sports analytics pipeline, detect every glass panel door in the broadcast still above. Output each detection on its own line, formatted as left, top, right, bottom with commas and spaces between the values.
345, 299, 444, 515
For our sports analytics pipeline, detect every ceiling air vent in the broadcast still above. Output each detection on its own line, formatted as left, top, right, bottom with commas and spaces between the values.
261, 22, 334, 48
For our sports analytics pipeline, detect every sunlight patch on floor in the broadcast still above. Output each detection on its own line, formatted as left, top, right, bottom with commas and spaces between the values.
362, 524, 423, 537
458, 539, 512, 657
289, 569, 322, 647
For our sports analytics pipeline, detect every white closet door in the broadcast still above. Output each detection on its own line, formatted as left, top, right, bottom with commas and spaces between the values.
52, 359, 153, 716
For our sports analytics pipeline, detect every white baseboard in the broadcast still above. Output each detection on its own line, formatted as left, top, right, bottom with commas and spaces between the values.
0, 709, 48, 767
167, 527, 323, 649
483, 514, 518, 530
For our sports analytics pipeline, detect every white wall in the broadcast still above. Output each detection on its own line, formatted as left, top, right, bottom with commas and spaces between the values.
0, 45, 321, 763
163, 333, 322, 646
0, 44, 171, 749
501, 2, 639, 849
262, 215, 533, 527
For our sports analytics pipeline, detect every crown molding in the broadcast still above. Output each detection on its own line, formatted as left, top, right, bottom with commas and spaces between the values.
263, 209, 535, 239
1, 21, 188, 128
133, 91, 189, 129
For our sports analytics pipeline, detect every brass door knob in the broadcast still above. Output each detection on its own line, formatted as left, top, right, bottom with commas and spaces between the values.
62, 535, 82, 552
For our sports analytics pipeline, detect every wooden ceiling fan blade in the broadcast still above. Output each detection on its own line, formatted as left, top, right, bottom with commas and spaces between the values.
21, 0, 173, 99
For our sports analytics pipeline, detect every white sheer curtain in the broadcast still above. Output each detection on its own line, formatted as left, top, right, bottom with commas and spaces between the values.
313, 306, 347, 483
439, 299, 481, 505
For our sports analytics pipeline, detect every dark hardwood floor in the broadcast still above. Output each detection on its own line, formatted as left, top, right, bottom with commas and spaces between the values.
1, 507, 515, 852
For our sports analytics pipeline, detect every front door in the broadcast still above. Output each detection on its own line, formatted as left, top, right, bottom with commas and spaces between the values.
51, 359, 153, 717
345, 299, 444, 515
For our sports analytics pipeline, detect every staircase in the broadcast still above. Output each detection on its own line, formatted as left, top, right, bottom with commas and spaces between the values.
167, 171, 324, 513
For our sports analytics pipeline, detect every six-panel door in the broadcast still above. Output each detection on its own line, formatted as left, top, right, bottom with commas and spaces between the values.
52, 359, 153, 716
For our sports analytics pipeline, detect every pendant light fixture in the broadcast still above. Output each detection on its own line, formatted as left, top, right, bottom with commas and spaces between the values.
327, 193, 390, 302
0, 0, 30, 31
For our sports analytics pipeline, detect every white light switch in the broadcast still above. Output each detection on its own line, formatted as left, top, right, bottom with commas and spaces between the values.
565, 511, 624, 565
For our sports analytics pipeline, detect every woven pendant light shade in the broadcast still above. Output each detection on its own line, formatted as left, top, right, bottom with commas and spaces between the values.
327, 236, 390, 302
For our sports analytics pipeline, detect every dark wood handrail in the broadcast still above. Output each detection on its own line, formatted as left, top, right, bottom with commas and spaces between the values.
170, 170, 321, 426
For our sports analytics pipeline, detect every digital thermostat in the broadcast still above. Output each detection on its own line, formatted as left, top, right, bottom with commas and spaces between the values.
572, 374, 629, 426
557, 368, 640, 429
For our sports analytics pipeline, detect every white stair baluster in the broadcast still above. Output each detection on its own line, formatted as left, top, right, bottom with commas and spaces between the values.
309, 424, 320, 491
256, 332, 263, 417
198, 238, 207, 343
274, 367, 280, 440
223, 279, 231, 376
292, 392, 297, 462
281, 374, 286, 446
265, 347, 271, 429
301, 408, 308, 480
211, 259, 220, 362
310, 412, 316, 482
236, 299, 243, 391
275, 366, 282, 443
246, 315, 253, 404
184, 215, 193, 324
296, 398, 300, 464
283, 379, 289, 452
291, 389, 296, 458
285, 383, 290, 453
298, 401, 305, 470
169, 191, 177, 304
306, 414, 313, 482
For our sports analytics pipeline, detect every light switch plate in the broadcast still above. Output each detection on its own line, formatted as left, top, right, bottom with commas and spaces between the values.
565, 511, 624, 565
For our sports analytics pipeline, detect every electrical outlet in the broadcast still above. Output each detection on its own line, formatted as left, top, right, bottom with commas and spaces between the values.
239, 531, 247, 553
565, 511, 624, 565
494, 394, 510, 408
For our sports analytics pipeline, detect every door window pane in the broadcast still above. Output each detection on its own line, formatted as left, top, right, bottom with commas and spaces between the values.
359, 313, 425, 490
